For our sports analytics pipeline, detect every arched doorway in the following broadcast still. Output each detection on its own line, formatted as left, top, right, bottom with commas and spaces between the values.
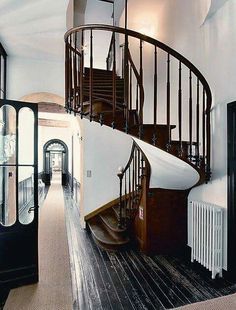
42, 139, 68, 186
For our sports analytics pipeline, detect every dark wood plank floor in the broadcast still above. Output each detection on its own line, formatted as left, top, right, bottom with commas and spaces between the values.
63, 187, 236, 310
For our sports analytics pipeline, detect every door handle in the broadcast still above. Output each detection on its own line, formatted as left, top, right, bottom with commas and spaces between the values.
28, 206, 37, 213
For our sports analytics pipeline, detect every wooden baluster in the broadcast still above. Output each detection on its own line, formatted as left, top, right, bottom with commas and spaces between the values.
129, 66, 132, 112
133, 148, 136, 192
132, 154, 135, 213
117, 170, 124, 228
73, 33, 77, 112
141, 155, 144, 178
124, 34, 129, 132
77, 35, 80, 112
80, 30, 84, 118
202, 89, 206, 168
153, 45, 158, 146
0, 55, 1, 97
67, 36, 71, 111
166, 53, 171, 150
139, 39, 143, 138
178, 61, 183, 156
112, 32, 116, 128
65, 40, 69, 111
124, 172, 127, 225
121, 45, 124, 79
136, 83, 139, 114
89, 29, 93, 121
135, 148, 138, 211
138, 149, 140, 185
128, 167, 131, 219
206, 95, 211, 180
135, 148, 138, 190
189, 70, 193, 159
196, 78, 200, 164
69, 36, 73, 112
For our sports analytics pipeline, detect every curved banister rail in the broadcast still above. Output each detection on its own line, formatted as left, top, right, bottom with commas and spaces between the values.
65, 24, 212, 181
117, 140, 151, 228
65, 24, 212, 98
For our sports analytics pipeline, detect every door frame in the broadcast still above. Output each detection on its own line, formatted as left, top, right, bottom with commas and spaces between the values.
43, 139, 68, 185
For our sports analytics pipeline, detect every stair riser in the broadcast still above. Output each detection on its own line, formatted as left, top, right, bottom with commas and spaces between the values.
91, 234, 130, 251
99, 216, 128, 239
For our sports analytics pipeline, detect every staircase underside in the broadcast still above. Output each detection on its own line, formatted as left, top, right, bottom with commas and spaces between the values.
133, 138, 200, 190
78, 67, 203, 253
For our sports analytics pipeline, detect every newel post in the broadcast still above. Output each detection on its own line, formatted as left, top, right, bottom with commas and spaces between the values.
117, 166, 124, 228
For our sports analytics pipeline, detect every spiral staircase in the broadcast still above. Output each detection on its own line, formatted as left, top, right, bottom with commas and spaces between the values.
65, 24, 212, 255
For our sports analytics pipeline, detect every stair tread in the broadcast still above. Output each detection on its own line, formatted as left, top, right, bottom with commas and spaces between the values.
83, 79, 123, 84
112, 204, 126, 219
142, 124, 176, 129
100, 208, 126, 233
84, 67, 113, 73
88, 216, 129, 246
171, 140, 197, 145
83, 86, 124, 92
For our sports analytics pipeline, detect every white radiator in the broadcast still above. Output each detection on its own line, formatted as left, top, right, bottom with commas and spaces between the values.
191, 201, 223, 279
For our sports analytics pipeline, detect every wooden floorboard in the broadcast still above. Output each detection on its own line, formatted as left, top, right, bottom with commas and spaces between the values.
63, 186, 236, 310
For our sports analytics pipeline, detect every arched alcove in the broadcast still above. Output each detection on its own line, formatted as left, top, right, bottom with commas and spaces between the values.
42, 139, 69, 186
20, 92, 64, 106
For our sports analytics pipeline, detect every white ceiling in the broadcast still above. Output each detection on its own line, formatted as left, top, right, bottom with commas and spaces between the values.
0, 0, 125, 62
0, 0, 69, 61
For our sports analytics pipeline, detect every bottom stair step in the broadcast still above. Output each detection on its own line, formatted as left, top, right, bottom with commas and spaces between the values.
87, 216, 130, 251
99, 208, 126, 233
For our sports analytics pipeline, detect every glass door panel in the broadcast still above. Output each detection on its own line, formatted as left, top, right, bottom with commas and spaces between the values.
18, 166, 34, 225
0, 105, 16, 165
18, 107, 34, 165
0, 166, 16, 226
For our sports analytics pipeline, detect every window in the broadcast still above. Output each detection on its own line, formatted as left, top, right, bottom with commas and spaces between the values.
0, 43, 7, 100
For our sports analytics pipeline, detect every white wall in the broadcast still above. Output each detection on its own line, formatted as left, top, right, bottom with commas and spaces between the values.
84, 0, 113, 68
66, 0, 74, 29
82, 119, 132, 216
121, 0, 236, 270
7, 57, 64, 100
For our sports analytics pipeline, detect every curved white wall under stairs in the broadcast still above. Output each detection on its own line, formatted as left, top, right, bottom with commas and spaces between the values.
133, 138, 200, 190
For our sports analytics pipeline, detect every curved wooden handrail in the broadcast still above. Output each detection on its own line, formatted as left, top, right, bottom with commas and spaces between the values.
65, 24, 212, 109
123, 140, 150, 178
117, 140, 151, 227
65, 23, 212, 181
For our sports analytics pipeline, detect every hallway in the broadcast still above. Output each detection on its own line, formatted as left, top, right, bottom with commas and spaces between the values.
4, 173, 73, 310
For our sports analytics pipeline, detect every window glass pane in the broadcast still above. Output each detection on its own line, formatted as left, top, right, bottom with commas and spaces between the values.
18, 108, 34, 165
0, 55, 6, 99
18, 166, 34, 225
0, 105, 16, 165
0, 166, 16, 226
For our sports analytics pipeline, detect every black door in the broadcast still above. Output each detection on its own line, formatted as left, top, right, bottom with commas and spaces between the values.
228, 101, 236, 280
0, 99, 38, 288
